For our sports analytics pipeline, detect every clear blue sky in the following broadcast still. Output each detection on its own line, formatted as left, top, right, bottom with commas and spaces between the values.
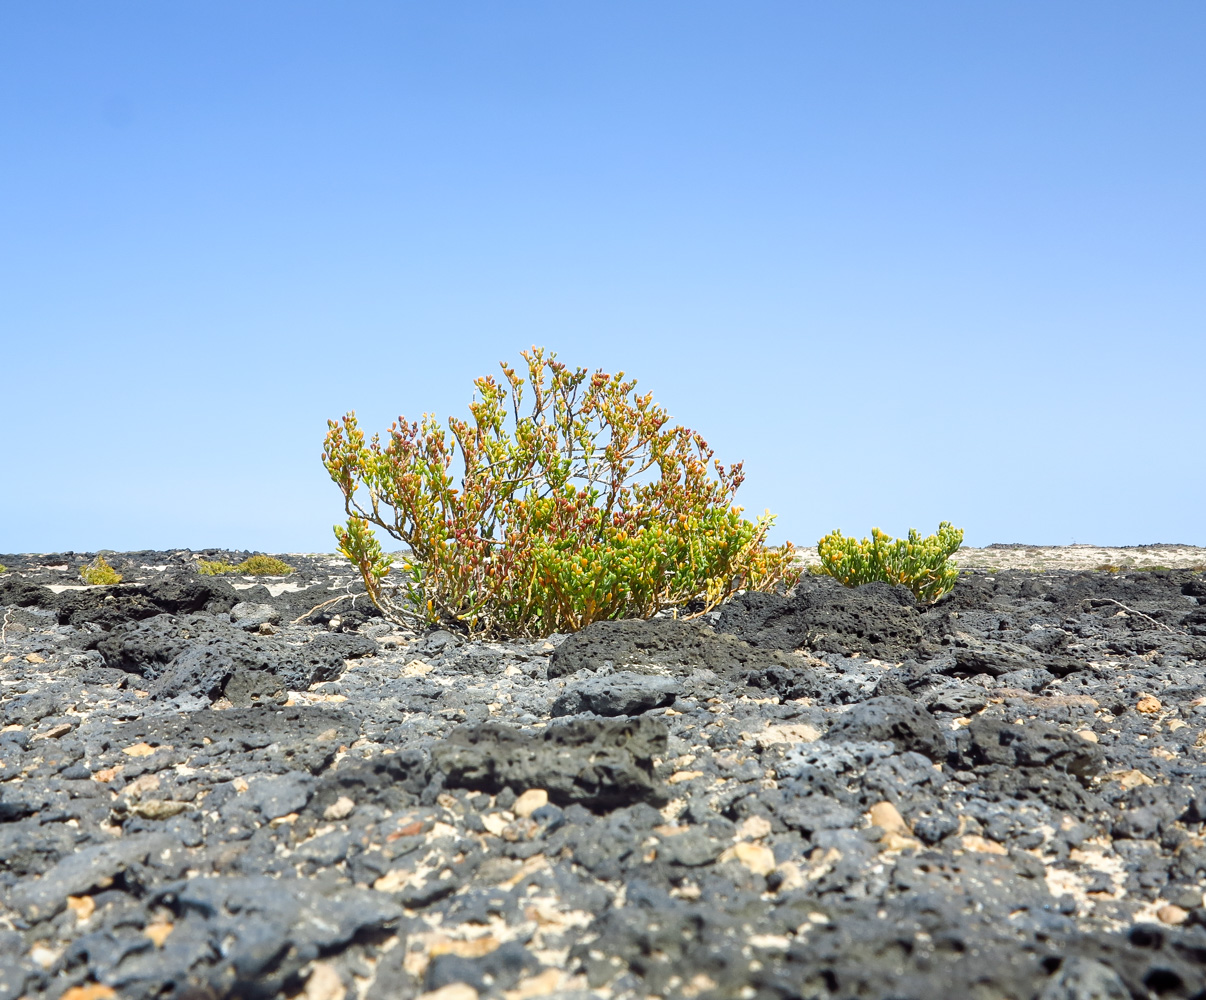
3, 3, 1203, 554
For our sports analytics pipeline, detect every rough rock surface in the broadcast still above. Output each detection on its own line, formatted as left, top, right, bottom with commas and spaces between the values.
2, 550, 1206, 999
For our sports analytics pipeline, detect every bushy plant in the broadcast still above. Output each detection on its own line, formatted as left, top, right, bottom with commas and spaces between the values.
80, 555, 122, 586
197, 559, 239, 575
817, 522, 963, 603
323, 347, 799, 637
197, 555, 293, 576
236, 555, 294, 576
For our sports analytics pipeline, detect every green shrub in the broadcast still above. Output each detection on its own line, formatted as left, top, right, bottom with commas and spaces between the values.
0, 564, 7, 574
197, 559, 239, 575
80, 555, 123, 586
197, 555, 293, 576
816, 522, 963, 603
323, 347, 800, 637
236, 555, 294, 576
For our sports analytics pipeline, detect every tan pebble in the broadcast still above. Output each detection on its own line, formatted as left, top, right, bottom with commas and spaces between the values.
373, 869, 413, 893
1076, 730, 1099, 743
736, 815, 773, 841
1169, 719, 1189, 732
512, 788, 549, 818
771, 862, 806, 892
868, 801, 909, 836
122, 773, 161, 799
323, 796, 356, 821
732, 841, 776, 876
879, 832, 922, 852
430, 935, 500, 959
92, 766, 122, 783
34, 723, 73, 740
304, 961, 346, 1000
503, 967, 564, 998
481, 812, 509, 836
1137, 695, 1162, 714
129, 800, 190, 820
754, 724, 821, 748
122, 742, 157, 758
1153, 747, 1177, 761
960, 834, 1008, 855
29, 944, 59, 968
24, 652, 46, 664
66, 895, 96, 921
1158, 904, 1189, 925
59, 986, 116, 1000
1112, 769, 1154, 789
418, 982, 480, 1000
668, 770, 704, 784
143, 921, 174, 947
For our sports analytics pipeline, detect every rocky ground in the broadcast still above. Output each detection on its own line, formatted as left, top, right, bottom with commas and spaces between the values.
2, 549, 1206, 1000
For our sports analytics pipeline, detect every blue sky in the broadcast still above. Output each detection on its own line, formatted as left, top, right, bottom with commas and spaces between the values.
2, 3, 1203, 553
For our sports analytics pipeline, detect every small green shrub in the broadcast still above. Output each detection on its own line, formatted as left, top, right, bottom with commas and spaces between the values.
817, 522, 963, 603
197, 559, 239, 575
197, 556, 293, 576
323, 347, 800, 637
236, 555, 294, 576
0, 564, 7, 574
80, 555, 123, 586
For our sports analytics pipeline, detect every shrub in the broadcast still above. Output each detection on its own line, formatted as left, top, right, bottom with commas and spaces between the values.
236, 555, 294, 576
80, 555, 122, 586
197, 559, 239, 575
816, 522, 963, 603
323, 347, 800, 637
197, 555, 294, 576
0, 564, 7, 574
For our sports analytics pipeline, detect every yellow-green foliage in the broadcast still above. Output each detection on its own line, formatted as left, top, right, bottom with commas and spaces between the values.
198, 556, 293, 576
0, 564, 7, 574
236, 555, 294, 576
324, 347, 801, 637
197, 559, 239, 575
80, 555, 123, 586
817, 522, 963, 604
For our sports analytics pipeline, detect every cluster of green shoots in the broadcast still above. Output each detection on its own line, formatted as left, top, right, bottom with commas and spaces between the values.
79, 555, 123, 586
197, 555, 294, 576
817, 522, 963, 603
324, 347, 800, 638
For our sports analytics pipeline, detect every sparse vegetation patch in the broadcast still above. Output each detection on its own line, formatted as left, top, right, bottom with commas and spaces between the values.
79, 555, 123, 586
817, 522, 963, 603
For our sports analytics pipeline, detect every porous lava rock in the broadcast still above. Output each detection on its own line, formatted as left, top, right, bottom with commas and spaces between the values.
432, 715, 668, 809
718, 577, 924, 659
551, 671, 679, 717
823, 694, 949, 761
2, 550, 1206, 1000
548, 617, 797, 681
95, 613, 375, 700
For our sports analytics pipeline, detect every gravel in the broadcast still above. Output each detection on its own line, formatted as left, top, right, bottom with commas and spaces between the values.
1, 549, 1205, 999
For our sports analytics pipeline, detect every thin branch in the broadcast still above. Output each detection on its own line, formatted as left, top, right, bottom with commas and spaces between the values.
1097, 598, 1184, 634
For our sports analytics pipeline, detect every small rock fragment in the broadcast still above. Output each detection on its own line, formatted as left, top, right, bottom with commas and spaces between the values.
323, 796, 356, 821
868, 801, 910, 836
1137, 695, 1162, 714
512, 788, 548, 818
304, 961, 347, 1000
